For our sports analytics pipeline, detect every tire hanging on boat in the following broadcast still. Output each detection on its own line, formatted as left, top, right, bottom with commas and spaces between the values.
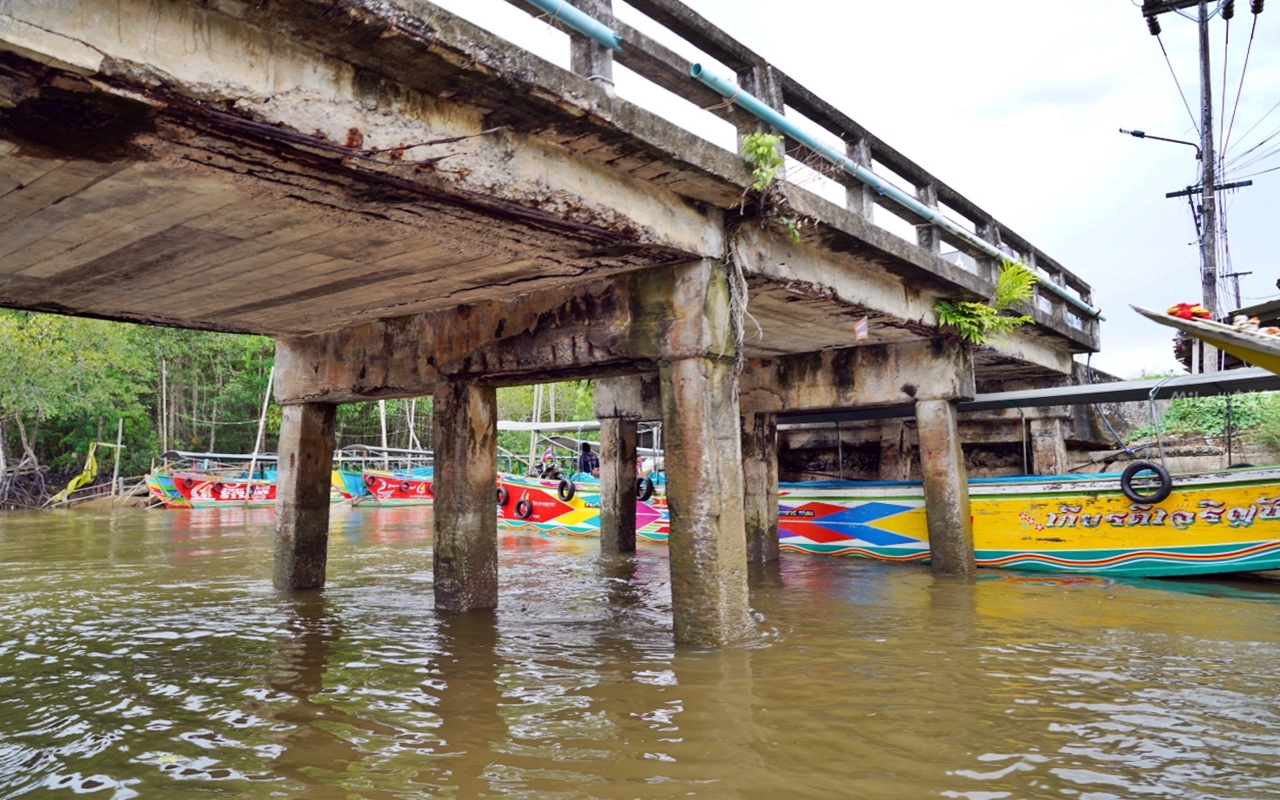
399, 480, 411, 493
637, 475, 654, 501
496, 486, 508, 506
183, 477, 194, 489
364, 474, 377, 488
1120, 460, 1173, 504
515, 498, 534, 519
558, 478, 575, 501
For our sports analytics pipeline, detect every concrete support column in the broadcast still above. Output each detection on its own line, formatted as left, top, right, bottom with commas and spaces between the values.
661, 356, 751, 645
1030, 417, 1068, 477
599, 416, 638, 553
915, 398, 975, 577
432, 381, 499, 612
741, 410, 779, 564
274, 402, 337, 591
878, 419, 912, 481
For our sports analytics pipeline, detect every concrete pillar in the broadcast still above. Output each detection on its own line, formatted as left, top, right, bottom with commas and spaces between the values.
274, 402, 337, 591
1030, 417, 1068, 476
432, 381, 498, 612
915, 399, 975, 577
661, 355, 751, 646
878, 419, 912, 481
599, 416, 638, 553
741, 410, 779, 564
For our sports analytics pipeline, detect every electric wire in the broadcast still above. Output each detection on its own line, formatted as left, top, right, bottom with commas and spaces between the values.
1220, 15, 1230, 148
1156, 33, 1202, 136
1222, 13, 1260, 153
1225, 96, 1280, 155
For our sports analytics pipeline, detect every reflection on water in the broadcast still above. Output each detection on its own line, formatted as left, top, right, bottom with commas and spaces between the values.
1, 506, 1280, 798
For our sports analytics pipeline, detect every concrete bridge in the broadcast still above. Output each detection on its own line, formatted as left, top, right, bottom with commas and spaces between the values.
0, 0, 1099, 643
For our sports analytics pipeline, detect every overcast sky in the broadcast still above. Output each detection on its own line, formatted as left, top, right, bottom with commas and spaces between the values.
436, 0, 1280, 378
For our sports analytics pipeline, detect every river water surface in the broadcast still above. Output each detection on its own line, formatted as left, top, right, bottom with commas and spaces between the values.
1, 507, 1279, 798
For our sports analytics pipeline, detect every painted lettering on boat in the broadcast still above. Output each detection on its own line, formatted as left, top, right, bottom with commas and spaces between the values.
1037, 497, 1280, 530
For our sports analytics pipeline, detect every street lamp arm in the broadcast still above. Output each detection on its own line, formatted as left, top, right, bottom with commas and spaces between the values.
1119, 128, 1203, 159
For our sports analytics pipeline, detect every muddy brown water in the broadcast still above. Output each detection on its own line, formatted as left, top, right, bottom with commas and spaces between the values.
1, 507, 1280, 799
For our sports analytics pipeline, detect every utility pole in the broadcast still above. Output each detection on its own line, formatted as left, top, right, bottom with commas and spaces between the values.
1198, 1, 1219, 329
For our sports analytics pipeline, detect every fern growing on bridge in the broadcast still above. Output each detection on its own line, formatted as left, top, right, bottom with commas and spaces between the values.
934, 261, 1037, 345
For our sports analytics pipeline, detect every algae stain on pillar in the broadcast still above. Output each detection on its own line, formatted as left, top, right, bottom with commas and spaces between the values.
274, 402, 337, 591
915, 398, 975, 577
432, 381, 499, 612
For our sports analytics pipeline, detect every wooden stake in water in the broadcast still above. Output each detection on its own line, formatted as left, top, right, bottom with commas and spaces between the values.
379, 399, 390, 470
111, 418, 122, 497
245, 368, 274, 508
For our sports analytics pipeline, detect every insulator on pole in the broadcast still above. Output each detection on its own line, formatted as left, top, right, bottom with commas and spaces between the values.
1146, 14, 1162, 34
1224, 0, 1235, 18
1252, 0, 1264, 14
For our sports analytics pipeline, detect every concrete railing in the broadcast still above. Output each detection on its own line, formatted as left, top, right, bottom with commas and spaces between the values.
482, 0, 1098, 343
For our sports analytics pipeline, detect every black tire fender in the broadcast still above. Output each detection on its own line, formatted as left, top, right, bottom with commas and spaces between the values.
496, 486, 509, 506
558, 478, 575, 501
182, 477, 194, 489
1120, 460, 1173, 504
637, 476, 654, 501
515, 498, 534, 519
399, 480, 411, 493
364, 474, 377, 488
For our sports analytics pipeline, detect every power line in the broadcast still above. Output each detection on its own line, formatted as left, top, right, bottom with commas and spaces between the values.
1156, 33, 1202, 136
1225, 96, 1280, 155
1222, 12, 1260, 152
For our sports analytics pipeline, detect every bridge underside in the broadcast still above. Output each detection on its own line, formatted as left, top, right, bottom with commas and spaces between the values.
0, 0, 1100, 645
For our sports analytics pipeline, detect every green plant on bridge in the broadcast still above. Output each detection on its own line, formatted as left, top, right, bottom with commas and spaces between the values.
739, 132, 803, 243
934, 260, 1037, 345
741, 132, 785, 191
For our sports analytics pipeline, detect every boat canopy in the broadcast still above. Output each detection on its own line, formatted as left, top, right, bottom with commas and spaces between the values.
159, 450, 279, 462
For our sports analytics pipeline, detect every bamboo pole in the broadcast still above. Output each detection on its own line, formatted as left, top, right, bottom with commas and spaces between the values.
379, 399, 389, 470
245, 368, 274, 508
111, 418, 122, 497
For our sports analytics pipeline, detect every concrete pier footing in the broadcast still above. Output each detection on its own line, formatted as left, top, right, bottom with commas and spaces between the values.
915, 398, 975, 577
432, 381, 499, 612
742, 411, 779, 564
599, 416, 638, 553
661, 356, 751, 646
274, 403, 337, 591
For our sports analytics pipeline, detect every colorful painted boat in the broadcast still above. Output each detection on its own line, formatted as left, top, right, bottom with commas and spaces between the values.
145, 473, 188, 507
496, 473, 669, 540
778, 468, 1280, 576
168, 471, 276, 507
359, 469, 434, 506
1133, 304, 1280, 373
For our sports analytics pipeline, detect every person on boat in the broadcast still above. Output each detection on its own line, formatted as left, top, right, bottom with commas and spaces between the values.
578, 442, 600, 478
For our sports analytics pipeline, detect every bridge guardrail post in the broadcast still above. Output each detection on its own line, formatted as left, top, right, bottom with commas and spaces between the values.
569, 0, 616, 96
916, 182, 941, 255
846, 137, 876, 220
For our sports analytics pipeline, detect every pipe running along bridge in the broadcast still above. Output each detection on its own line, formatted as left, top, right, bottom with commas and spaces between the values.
0, 0, 1100, 644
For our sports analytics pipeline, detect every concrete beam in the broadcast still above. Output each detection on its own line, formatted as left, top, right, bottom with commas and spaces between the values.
275, 276, 640, 404
740, 339, 975, 413
274, 403, 337, 591
594, 373, 662, 421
